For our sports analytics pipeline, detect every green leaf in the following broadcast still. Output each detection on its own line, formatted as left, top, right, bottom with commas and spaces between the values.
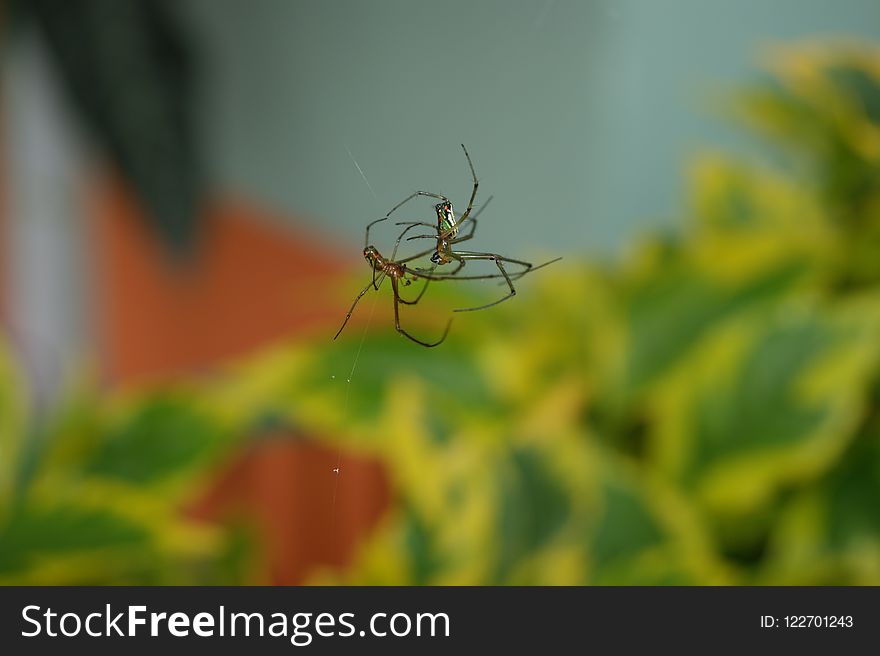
589, 478, 664, 574
401, 505, 443, 586
86, 397, 227, 485
826, 64, 880, 125
624, 259, 803, 391
689, 320, 832, 474
0, 504, 148, 574
826, 435, 880, 549
494, 447, 570, 582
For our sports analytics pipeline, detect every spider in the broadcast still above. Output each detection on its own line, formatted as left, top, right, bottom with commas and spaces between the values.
334, 145, 561, 346
333, 210, 524, 347
333, 244, 449, 347
334, 211, 559, 347
367, 144, 560, 312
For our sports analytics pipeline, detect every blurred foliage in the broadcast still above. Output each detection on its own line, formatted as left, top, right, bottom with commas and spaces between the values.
15, 0, 202, 255
3, 43, 880, 584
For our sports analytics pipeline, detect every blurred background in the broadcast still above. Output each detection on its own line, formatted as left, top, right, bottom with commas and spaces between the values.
2, 0, 880, 584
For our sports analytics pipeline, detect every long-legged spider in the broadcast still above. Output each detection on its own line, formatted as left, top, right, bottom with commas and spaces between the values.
333, 245, 448, 347
333, 209, 531, 347
367, 144, 560, 312
334, 145, 561, 346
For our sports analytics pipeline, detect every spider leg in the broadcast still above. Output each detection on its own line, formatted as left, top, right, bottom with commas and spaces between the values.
446, 249, 533, 282
373, 267, 387, 291
445, 259, 466, 275
398, 265, 435, 305
449, 220, 476, 244
385, 191, 449, 222
454, 194, 492, 242
446, 251, 534, 312
369, 191, 444, 249
335, 274, 385, 340
391, 277, 451, 347
394, 221, 435, 230
517, 256, 561, 277
397, 246, 443, 266
401, 256, 561, 283
453, 144, 480, 231
392, 222, 435, 259
400, 265, 510, 282
364, 217, 389, 248
495, 256, 564, 283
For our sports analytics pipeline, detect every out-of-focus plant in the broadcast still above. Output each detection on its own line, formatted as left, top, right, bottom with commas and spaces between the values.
2, 42, 880, 585
0, 369, 250, 584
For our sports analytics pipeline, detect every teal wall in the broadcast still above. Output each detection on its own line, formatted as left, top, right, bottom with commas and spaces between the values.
187, 0, 880, 257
